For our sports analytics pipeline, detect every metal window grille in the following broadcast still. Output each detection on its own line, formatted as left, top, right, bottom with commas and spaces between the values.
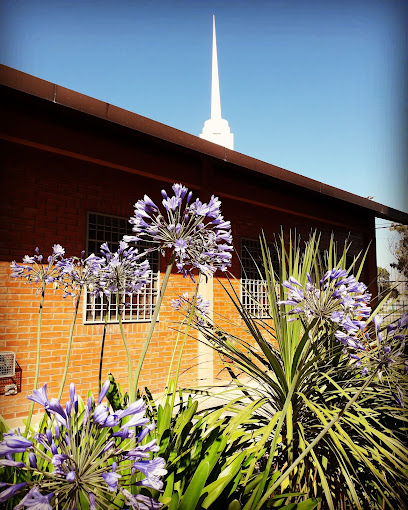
84, 212, 159, 324
380, 276, 408, 325
0, 352, 16, 378
240, 238, 278, 318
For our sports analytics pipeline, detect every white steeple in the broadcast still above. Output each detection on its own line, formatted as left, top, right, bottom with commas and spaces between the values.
200, 16, 234, 150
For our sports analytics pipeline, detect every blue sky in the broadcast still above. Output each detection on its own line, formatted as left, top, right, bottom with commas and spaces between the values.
1, 0, 407, 270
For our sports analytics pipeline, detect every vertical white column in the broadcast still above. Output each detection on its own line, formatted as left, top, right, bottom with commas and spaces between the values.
197, 275, 214, 385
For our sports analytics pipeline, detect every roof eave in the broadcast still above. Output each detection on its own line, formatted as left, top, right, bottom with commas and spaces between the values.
0, 64, 406, 225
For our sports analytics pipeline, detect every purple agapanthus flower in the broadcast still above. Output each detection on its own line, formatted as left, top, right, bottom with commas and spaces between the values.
0, 380, 165, 509
123, 184, 233, 280
27, 383, 49, 409
57, 252, 105, 299
133, 456, 167, 479
279, 267, 371, 352
93, 404, 109, 425
0, 459, 25, 467
117, 398, 146, 419
121, 489, 163, 510
0, 482, 27, 504
10, 245, 66, 292
359, 313, 408, 404
89, 492, 97, 510
98, 379, 111, 404
171, 292, 211, 325
101, 470, 122, 492
0, 433, 32, 457
15, 488, 54, 509
89, 241, 151, 299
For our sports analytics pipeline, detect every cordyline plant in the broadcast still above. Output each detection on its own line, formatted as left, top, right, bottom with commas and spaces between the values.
189, 233, 408, 509
0, 380, 166, 509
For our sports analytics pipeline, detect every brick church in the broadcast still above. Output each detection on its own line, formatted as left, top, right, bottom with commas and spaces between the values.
1, 59, 407, 424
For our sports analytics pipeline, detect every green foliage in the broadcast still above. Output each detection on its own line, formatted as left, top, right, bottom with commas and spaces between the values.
115, 380, 318, 509
144, 386, 260, 508
195, 232, 408, 509
0, 413, 10, 440
106, 372, 129, 410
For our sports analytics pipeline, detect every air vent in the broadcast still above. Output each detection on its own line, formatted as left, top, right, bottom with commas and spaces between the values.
0, 352, 16, 378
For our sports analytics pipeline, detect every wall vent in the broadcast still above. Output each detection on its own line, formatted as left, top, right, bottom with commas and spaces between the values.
0, 352, 16, 378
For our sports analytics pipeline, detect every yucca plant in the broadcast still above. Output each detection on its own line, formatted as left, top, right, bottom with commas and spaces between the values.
193, 232, 408, 509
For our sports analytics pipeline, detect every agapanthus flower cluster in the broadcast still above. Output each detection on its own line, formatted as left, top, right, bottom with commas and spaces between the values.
171, 292, 211, 325
10, 245, 66, 293
278, 268, 371, 351
123, 183, 233, 280
0, 381, 165, 509
95, 241, 151, 297
360, 313, 408, 407
56, 251, 106, 299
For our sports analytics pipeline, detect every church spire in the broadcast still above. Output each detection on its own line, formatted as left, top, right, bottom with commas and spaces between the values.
211, 15, 221, 119
200, 16, 234, 150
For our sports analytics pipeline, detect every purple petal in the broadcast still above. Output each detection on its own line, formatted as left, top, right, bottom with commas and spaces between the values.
98, 380, 111, 404
0, 482, 27, 503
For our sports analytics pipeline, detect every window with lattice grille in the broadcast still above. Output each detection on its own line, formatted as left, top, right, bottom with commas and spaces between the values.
84, 212, 159, 324
240, 238, 278, 318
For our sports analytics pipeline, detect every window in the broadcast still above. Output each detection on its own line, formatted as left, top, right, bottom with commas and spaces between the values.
240, 238, 278, 318
84, 212, 159, 323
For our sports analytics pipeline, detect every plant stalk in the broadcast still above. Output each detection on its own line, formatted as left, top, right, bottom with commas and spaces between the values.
58, 287, 82, 400
98, 304, 109, 393
131, 252, 176, 401
117, 290, 132, 396
170, 283, 200, 410
25, 282, 46, 436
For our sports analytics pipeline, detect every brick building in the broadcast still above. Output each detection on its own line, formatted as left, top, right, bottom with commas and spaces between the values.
1, 64, 407, 424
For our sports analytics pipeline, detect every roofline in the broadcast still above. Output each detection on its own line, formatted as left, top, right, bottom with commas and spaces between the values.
1, 64, 407, 224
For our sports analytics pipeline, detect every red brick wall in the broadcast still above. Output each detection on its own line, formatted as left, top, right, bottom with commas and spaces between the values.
0, 259, 200, 422
0, 128, 377, 422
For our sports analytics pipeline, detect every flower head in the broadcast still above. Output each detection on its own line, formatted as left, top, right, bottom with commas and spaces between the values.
11, 246, 66, 293
14, 487, 54, 509
124, 184, 233, 280
96, 241, 151, 297
57, 252, 105, 299
27, 383, 49, 410
358, 313, 408, 404
1, 381, 165, 509
279, 268, 371, 352
171, 292, 211, 325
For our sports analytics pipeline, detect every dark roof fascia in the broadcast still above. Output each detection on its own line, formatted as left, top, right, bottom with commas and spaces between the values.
1, 64, 407, 225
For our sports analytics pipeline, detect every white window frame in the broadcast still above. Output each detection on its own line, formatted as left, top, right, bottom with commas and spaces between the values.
240, 238, 278, 318
83, 212, 159, 324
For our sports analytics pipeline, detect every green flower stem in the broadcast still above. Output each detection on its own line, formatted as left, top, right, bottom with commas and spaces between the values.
24, 282, 46, 437
164, 325, 183, 395
117, 290, 132, 396
255, 369, 377, 509
99, 306, 109, 393
58, 288, 82, 400
170, 283, 200, 410
131, 252, 176, 402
